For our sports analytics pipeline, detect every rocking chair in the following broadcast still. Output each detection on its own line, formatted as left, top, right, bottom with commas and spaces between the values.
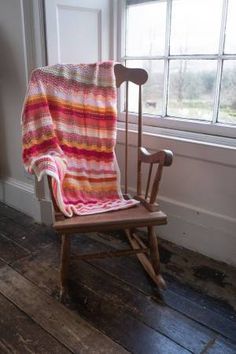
47, 64, 173, 301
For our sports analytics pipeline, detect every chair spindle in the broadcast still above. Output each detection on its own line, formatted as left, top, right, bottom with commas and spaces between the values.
145, 163, 153, 199
149, 164, 164, 204
125, 81, 129, 195
137, 84, 142, 196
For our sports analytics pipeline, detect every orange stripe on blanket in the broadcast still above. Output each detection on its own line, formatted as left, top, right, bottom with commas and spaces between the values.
23, 136, 113, 152
62, 181, 117, 193
26, 95, 117, 115
65, 174, 117, 183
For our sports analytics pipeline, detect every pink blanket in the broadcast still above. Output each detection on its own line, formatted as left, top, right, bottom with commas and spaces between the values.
22, 62, 139, 217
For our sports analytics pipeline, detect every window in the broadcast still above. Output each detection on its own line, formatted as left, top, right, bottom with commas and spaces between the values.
121, 0, 236, 138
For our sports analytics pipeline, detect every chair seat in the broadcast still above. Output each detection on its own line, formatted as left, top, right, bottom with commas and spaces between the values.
53, 203, 167, 234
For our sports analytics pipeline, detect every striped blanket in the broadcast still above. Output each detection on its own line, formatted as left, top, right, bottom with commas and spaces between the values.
22, 62, 139, 217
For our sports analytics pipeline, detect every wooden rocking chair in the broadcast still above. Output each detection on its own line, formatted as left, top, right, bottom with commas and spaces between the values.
47, 64, 173, 301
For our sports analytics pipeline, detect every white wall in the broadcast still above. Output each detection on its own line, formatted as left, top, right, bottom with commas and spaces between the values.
116, 126, 236, 266
0, 0, 29, 182
0, 0, 47, 220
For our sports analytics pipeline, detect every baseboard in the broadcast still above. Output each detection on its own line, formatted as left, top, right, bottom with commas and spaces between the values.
126, 187, 236, 266
0, 177, 53, 224
158, 197, 236, 267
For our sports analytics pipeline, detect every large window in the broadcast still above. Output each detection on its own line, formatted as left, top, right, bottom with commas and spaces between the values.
123, 0, 236, 137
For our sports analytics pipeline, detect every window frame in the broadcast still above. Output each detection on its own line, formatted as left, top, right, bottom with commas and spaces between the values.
117, 0, 236, 140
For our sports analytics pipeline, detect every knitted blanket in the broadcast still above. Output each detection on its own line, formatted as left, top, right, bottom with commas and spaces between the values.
22, 62, 139, 217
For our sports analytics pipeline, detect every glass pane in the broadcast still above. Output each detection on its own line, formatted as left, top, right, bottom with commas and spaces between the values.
168, 60, 217, 120
170, 0, 223, 54
224, 0, 236, 54
126, 1, 166, 56
218, 61, 236, 124
126, 60, 164, 116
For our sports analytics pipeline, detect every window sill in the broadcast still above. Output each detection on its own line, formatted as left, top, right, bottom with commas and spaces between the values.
119, 112, 236, 139
117, 121, 236, 167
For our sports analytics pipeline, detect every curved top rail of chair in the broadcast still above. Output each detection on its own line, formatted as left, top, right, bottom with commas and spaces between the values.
114, 64, 148, 88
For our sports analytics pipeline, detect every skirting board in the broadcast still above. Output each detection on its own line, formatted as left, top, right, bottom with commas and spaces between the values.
158, 197, 236, 267
127, 187, 236, 266
0, 177, 53, 225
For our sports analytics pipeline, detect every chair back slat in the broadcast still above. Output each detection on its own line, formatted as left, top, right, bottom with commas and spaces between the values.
125, 80, 129, 195
137, 84, 143, 196
114, 64, 148, 197
149, 164, 164, 204
145, 163, 153, 199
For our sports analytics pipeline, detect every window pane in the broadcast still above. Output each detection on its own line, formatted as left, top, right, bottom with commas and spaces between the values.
168, 60, 217, 120
218, 61, 236, 125
224, 0, 236, 54
126, 1, 166, 56
170, 0, 223, 54
126, 60, 164, 116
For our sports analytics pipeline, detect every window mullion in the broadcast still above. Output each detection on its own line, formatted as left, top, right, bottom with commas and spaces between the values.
212, 0, 229, 124
162, 0, 172, 117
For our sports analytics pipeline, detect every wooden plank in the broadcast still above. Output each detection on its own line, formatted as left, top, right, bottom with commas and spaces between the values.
12, 251, 190, 353
0, 264, 128, 354
70, 261, 215, 353
0, 233, 30, 264
0, 217, 57, 252
0, 293, 70, 354
205, 336, 236, 354
0, 202, 57, 252
156, 238, 236, 316
70, 234, 236, 342
14, 227, 234, 346
88, 232, 236, 321
68, 278, 191, 354
122, 233, 236, 321
0, 202, 33, 226
0, 259, 6, 269
13, 245, 215, 353
162, 271, 236, 321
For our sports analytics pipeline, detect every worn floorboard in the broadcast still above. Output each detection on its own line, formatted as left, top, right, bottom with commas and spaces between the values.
0, 233, 30, 264
0, 293, 71, 354
13, 244, 213, 353
67, 233, 236, 340
0, 202, 236, 354
78, 231, 236, 315
12, 248, 190, 353
0, 264, 127, 354
70, 233, 236, 342
205, 337, 236, 354
0, 214, 57, 252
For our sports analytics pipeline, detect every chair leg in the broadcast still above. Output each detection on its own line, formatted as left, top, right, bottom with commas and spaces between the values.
148, 226, 166, 290
59, 234, 71, 302
125, 228, 166, 290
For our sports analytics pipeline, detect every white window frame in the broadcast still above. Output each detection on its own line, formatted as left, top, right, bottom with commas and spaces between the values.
116, 0, 236, 141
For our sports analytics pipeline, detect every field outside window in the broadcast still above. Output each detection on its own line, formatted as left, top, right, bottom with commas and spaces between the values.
124, 0, 236, 129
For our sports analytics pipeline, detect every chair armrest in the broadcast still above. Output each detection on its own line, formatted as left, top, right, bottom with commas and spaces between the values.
139, 147, 173, 167
135, 147, 173, 211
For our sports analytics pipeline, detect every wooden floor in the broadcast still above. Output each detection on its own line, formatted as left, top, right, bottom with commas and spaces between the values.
0, 202, 235, 354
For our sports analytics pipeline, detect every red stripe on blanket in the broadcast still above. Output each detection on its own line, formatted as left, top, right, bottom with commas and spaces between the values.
23, 137, 59, 160
60, 145, 113, 159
